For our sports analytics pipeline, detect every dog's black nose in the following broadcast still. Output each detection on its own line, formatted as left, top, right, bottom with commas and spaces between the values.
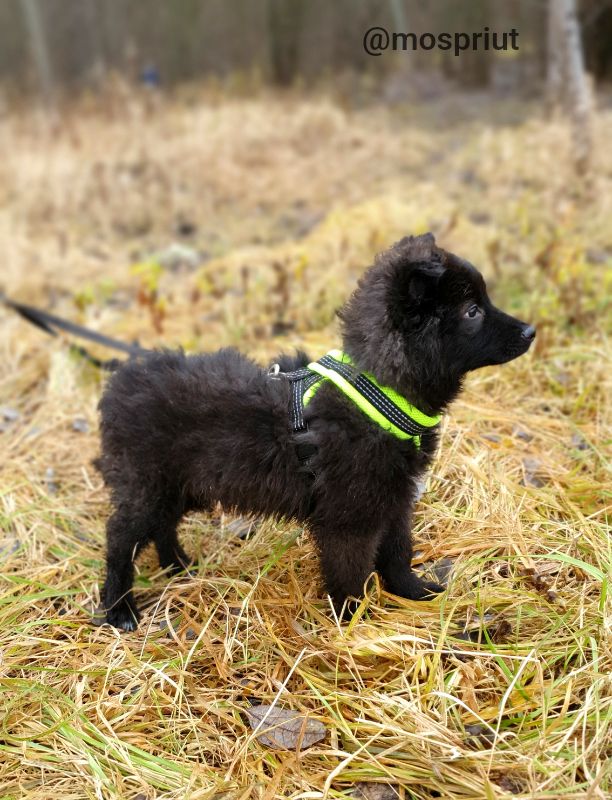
521, 324, 536, 341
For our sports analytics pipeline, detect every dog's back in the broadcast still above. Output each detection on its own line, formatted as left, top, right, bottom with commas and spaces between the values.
97, 347, 312, 519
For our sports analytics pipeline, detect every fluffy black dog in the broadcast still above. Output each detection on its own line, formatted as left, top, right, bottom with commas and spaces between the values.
97, 233, 535, 630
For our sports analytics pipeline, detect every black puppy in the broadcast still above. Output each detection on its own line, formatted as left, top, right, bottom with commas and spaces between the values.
97, 233, 535, 630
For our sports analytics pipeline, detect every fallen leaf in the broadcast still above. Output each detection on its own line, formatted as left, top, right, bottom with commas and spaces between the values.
518, 562, 560, 601
496, 774, 525, 794
352, 783, 400, 800
245, 705, 326, 750
465, 723, 495, 748
521, 457, 546, 488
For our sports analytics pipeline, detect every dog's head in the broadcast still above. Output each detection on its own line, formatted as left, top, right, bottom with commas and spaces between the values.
339, 233, 535, 413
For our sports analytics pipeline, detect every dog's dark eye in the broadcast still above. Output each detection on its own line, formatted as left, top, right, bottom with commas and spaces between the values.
465, 305, 481, 319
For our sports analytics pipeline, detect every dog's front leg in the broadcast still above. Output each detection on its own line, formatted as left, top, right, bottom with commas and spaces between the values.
375, 513, 443, 601
312, 524, 382, 618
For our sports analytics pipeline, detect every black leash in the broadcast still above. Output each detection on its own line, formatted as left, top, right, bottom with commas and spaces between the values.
3, 292, 322, 469
1, 292, 149, 371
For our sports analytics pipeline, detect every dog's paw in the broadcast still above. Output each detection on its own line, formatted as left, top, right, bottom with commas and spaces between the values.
333, 597, 362, 622
105, 599, 140, 631
166, 562, 196, 579
386, 573, 445, 601
412, 579, 444, 600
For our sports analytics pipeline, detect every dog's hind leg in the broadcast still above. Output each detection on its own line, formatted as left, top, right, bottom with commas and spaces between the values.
153, 515, 191, 575
102, 500, 189, 631
375, 515, 443, 601
102, 506, 151, 631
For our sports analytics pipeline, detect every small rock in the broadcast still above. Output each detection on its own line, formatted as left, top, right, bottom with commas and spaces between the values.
430, 557, 454, 586
156, 243, 200, 272
496, 562, 511, 578
465, 723, 495, 747
45, 467, 58, 495
295, 209, 324, 238
0, 537, 21, 562
585, 248, 611, 265
91, 605, 107, 627
458, 169, 482, 187
414, 477, 427, 502
482, 433, 501, 443
1, 406, 20, 422
225, 517, 259, 540
512, 426, 533, 442
570, 433, 590, 451
72, 417, 89, 433
159, 618, 198, 640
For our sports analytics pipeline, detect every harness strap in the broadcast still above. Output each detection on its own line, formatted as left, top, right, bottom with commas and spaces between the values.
309, 351, 440, 440
289, 370, 321, 431
281, 350, 441, 450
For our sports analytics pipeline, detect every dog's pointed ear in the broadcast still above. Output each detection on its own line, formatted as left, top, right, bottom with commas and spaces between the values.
405, 263, 445, 305
396, 232, 437, 260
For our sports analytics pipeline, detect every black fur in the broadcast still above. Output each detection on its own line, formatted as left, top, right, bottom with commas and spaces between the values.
97, 233, 535, 630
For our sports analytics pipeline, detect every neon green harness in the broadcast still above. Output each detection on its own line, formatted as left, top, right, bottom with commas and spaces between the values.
299, 350, 441, 446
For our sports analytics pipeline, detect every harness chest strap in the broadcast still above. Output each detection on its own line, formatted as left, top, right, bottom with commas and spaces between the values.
284, 349, 441, 448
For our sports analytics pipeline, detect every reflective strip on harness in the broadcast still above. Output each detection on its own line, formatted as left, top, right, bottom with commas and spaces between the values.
302, 350, 441, 444
280, 350, 441, 449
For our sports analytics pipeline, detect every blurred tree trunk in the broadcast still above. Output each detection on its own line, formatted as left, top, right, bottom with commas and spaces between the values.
20, 0, 55, 108
547, 0, 593, 174
388, 0, 407, 31
268, 0, 305, 86
546, 0, 564, 106
85, 0, 106, 84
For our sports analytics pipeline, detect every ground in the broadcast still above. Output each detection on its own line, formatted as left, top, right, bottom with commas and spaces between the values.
0, 84, 610, 799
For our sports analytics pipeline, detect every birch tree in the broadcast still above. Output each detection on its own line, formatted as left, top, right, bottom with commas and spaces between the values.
20, 0, 55, 109
547, 0, 593, 174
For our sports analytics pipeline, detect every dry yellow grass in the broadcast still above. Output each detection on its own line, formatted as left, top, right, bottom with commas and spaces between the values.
0, 86, 610, 799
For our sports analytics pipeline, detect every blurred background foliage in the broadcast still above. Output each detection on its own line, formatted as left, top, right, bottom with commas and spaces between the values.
2, 0, 612, 92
